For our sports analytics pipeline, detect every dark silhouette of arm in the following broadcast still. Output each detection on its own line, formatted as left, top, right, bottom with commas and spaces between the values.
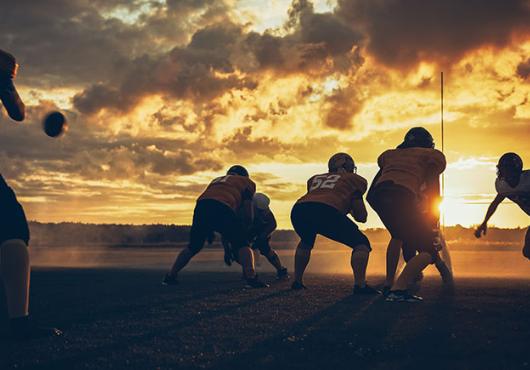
0, 74, 25, 121
350, 197, 368, 223
475, 194, 505, 238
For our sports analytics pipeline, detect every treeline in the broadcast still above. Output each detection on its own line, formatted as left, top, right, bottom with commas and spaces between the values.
28, 222, 526, 247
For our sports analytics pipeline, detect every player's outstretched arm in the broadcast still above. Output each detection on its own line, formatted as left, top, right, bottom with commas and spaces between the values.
350, 198, 368, 223
475, 194, 505, 238
0, 74, 25, 122
0, 50, 25, 121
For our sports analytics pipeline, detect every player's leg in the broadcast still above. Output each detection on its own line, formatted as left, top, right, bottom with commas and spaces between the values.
237, 246, 256, 278
317, 206, 378, 294
434, 236, 454, 284
384, 238, 402, 290
219, 208, 267, 288
1, 239, 62, 340
0, 178, 62, 339
391, 252, 433, 292
350, 246, 370, 288
256, 236, 288, 279
1, 239, 30, 320
293, 244, 312, 287
523, 226, 530, 260
388, 217, 438, 301
165, 202, 209, 283
290, 203, 316, 289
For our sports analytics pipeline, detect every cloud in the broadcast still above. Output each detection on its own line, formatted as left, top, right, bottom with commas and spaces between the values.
517, 58, 530, 79
336, 0, 530, 68
72, 1, 365, 115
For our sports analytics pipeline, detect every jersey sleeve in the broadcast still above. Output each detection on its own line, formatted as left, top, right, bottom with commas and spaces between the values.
0, 74, 25, 121
427, 149, 446, 175
306, 176, 314, 192
349, 174, 368, 198
377, 151, 388, 169
242, 179, 256, 200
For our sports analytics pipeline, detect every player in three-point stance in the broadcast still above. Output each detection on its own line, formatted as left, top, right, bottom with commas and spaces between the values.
368, 127, 446, 302
0, 49, 62, 339
290, 153, 379, 294
163, 165, 268, 288
475, 153, 530, 260
222, 192, 289, 280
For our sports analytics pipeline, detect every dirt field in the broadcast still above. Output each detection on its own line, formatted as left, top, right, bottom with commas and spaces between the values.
1, 265, 529, 370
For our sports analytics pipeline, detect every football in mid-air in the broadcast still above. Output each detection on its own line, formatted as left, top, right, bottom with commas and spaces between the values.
43, 111, 67, 137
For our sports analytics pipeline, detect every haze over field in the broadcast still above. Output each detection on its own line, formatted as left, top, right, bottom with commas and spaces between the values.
0, 0, 529, 228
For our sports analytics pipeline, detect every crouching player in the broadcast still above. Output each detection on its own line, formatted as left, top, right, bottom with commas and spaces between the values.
380, 179, 453, 294
223, 193, 289, 280
1, 49, 62, 339
368, 127, 446, 302
290, 153, 378, 294
163, 165, 268, 288
475, 153, 530, 260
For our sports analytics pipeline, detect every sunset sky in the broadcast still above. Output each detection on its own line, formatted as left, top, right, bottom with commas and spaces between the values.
1, 0, 529, 229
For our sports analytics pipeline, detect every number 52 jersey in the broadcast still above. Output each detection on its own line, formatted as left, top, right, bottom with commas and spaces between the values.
296, 172, 368, 215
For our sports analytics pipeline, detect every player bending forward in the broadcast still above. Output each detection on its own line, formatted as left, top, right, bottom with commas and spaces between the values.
475, 153, 530, 260
1, 49, 62, 339
377, 178, 453, 294
223, 193, 289, 280
163, 165, 268, 288
368, 127, 446, 302
290, 153, 378, 294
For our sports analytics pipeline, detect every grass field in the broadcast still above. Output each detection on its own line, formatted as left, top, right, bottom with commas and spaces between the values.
1, 247, 529, 369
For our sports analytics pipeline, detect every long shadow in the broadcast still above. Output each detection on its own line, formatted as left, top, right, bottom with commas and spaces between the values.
9, 286, 298, 369
26, 269, 269, 327
211, 293, 411, 370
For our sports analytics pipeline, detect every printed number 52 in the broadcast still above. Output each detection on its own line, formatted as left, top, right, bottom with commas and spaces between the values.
309, 174, 341, 191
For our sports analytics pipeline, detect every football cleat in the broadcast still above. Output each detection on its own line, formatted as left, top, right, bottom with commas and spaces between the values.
291, 281, 307, 290
244, 276, 269, 288
162, 273, 178, 286
353, 284, 381, 295
276, 267, 289, 280
385, 290, 423, 302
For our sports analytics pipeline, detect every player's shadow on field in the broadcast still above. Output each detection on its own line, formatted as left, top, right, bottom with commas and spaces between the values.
3, 271, 301, 368
213, 294, 409, 370
215, 284, 458, 370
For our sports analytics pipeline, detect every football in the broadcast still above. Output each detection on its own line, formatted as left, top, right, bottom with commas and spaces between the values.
43, 111, 67, 137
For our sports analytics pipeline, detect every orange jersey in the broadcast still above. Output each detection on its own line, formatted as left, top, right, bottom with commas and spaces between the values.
297, 172, 368, 214
198, 175, 256, 211
375, 148, 446, 196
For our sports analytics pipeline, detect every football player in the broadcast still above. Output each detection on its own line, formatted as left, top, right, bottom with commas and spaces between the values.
290, 153, 378, 294
222, 193, 289, 280
475, 153, 530, 260
1, 49, 62, 339
368, 127, 446, 302
379, 178, 453, 294
163, 165, 268, 288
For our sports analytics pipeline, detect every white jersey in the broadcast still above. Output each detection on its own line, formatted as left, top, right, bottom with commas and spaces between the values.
495, 170, 530, 215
